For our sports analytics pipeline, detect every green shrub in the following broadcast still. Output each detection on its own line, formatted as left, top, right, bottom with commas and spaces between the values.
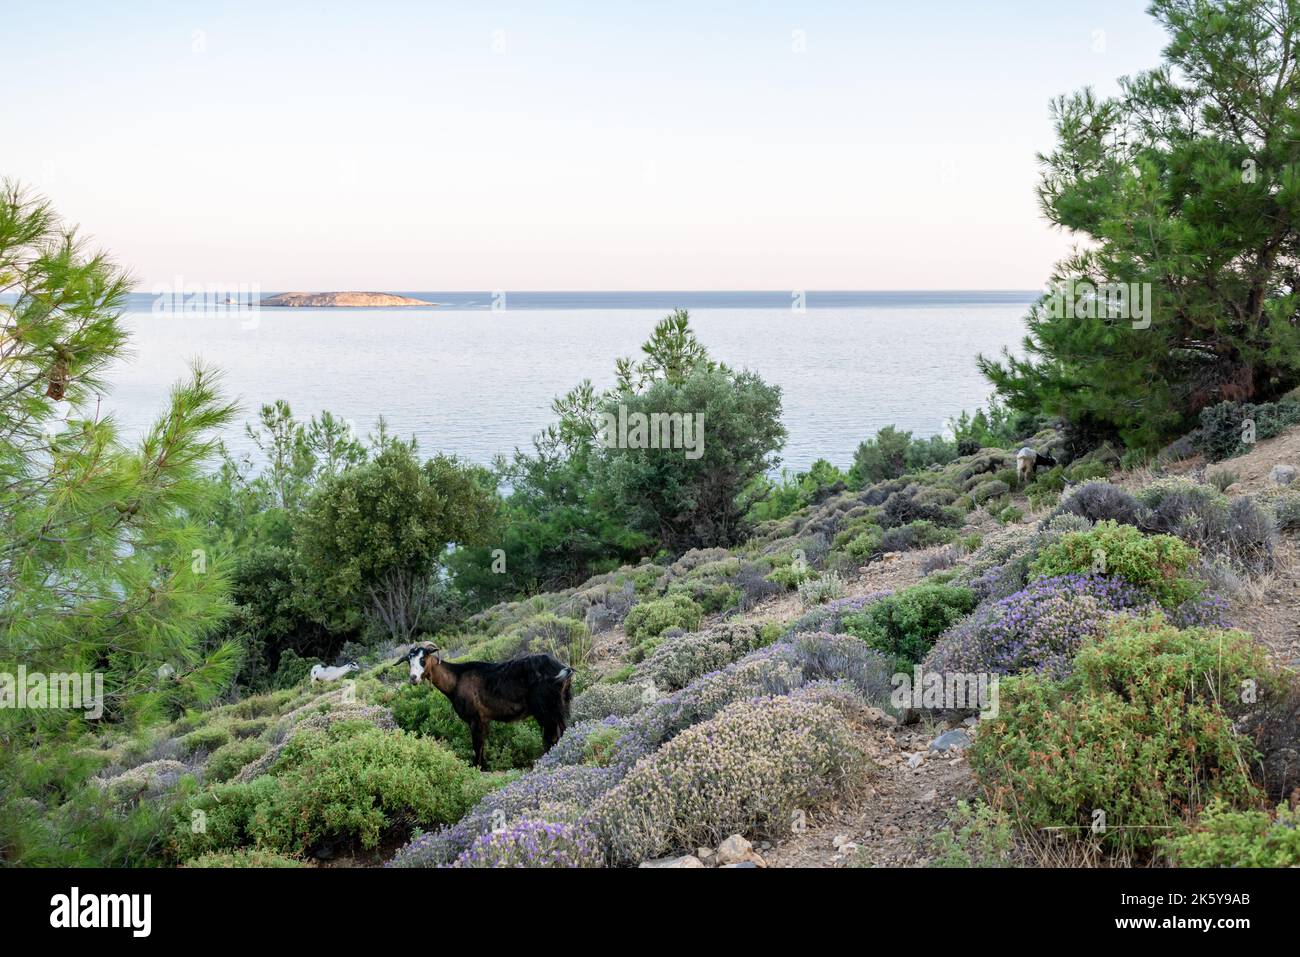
1161, 802, 1300, 867
178, 724, 232, 756
228, 718, 271, 739
842, 583, 977, 666
1029, 520, 1199, 608
205, 738, 268, 784
581, 725, 626, 767
391, 685, 543, 771
623, 594, 703, 645
797, 572, 845, 608
172, 776, 282, 860
765, 561, 817, 589
247, 722, 491, 853
666, 579, 741, 614
850, 426, 957, 485
878, 519, 955, 554
271, 650, 320, 689
929, 800, 1015, 867
971, 616, 1270, 854
516, 613, 591, 668
1196, 399, 1300, 462
839, 527, 884, 562
183, 848, 307, 868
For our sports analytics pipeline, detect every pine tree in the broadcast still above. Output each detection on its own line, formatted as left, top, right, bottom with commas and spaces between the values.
980, 0, 1300, 450
0, 181, 240, 734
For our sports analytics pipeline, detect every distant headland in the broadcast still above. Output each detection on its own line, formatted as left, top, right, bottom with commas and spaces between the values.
259, 291, 432, 307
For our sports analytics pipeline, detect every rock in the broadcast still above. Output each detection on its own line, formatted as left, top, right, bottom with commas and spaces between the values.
907, 752, 925, 769
259, 291, 431, 308
920, 789, 937, 803
717, 834, 754, 865
961, 716, 978, 728
864, 706, 897, 727
1270, 464, 1297, 486
837, 842, 859, 856
639, 855, 704, 868
720, 861, 759, 869
696, 847, 715, 864
832, 834, 850, 849
929, 729, 972, 753
1225, 483, 1243, 494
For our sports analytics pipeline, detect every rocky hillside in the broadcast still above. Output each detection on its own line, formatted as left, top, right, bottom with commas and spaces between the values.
35, 427, 1300, 869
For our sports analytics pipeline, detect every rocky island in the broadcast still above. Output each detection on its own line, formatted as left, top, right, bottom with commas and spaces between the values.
259, 291, 432, 307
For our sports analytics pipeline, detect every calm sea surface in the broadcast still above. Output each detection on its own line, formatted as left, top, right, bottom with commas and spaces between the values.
103, 291, 1034, 474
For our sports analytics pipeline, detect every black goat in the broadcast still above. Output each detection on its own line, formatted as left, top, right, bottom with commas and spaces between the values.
397, 644, 573, 768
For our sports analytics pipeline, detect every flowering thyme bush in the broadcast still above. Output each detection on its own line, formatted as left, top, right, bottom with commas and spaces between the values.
570, 683, 646, 723
924, 574, 1148, 680
782, 632, 895, 708
388, 762, 618, 868
449, 819, 604, 868
631, 622, 769, 692
590, 695, 861, 865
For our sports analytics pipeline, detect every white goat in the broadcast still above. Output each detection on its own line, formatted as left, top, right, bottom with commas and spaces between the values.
310, 661, 359, 683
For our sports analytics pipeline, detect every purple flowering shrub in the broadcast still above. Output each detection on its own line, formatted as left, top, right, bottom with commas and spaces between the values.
1169, 591, 1232, 630
589, 695, 861, 865
924, 574, 1149, 680
449, 820, 603, 868
782, 631, 896, 710
387, 763, 617, 868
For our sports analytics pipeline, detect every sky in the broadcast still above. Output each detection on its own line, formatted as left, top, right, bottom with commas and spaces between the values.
3, 1, 1171, 291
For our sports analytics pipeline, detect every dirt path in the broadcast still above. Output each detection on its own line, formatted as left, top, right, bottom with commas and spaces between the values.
766, 715, 978, 868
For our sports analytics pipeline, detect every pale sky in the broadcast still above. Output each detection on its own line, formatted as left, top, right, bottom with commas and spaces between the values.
3, 1, 1170, 290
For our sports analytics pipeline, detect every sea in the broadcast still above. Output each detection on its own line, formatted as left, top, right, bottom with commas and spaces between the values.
95, 290, 1035, 474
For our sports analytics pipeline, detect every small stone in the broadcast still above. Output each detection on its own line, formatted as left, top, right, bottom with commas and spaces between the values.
961, 716, 978, 728
920, 789, 937, 803
639, 855, 704, 868
1270, 464, 1297, 486
907, 752, 925, 769
717, 834, 754, 865
720, 861, 759, 869
832, 834, 850, 848
929, 729, 972, 753
696, 847, 715, 864
838, 842, 859, 856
